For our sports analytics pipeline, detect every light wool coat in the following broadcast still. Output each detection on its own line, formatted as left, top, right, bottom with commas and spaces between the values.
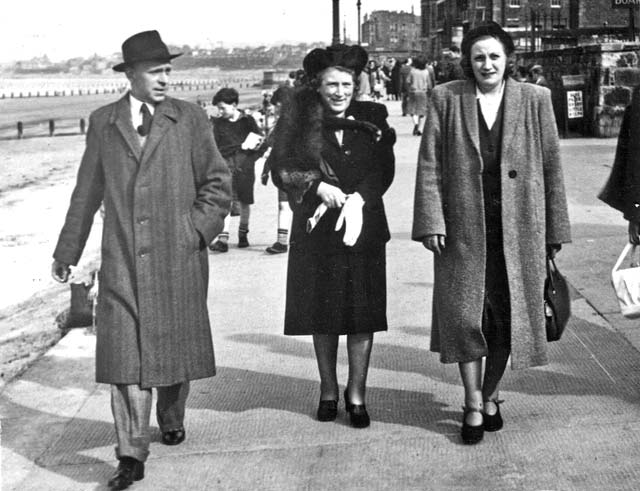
412, 79, 571, 369
54, 95, 231, 388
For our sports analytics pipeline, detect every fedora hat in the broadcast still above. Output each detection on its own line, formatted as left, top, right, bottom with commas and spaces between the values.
303, 44, 368, 80
112, 30, 181, 72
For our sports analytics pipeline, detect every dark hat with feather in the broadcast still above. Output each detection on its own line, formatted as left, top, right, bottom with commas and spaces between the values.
303, 44, 368, 80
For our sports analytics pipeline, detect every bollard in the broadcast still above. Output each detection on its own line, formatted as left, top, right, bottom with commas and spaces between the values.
49, 119, 55, 137
17, 121, 23, 139
80, 118, 86, 135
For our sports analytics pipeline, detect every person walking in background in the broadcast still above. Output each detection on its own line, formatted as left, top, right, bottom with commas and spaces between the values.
438, 45, 465, 83
260, 86, 294, 254
367, 59, 386, 100
412, 22, 571, 445
529, 65, 549, 88
391, 56, 403, 102
399, 57, 413, 116
598, 86, 640, 242
382, 57, 397, 100
356, 67, 372, 101
209, 87, 266, 252
269, 44, 395, 428
51, 30, 231, 489
406, 55, 432, 136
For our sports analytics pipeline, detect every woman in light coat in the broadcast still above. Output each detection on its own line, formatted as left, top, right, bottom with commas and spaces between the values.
405, 55, 432, 136
412, 22, 571, 444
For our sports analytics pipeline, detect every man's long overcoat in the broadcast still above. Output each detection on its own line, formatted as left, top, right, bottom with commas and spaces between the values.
412, 79, 571, 369
54, 95, 231, 388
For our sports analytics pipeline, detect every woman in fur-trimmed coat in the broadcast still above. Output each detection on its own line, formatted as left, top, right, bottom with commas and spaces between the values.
412, 22, 571, 444
269, 45, 395, 428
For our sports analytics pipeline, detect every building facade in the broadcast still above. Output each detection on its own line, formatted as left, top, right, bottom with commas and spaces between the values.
361, 9, 422, 52
421, 0, 634, 57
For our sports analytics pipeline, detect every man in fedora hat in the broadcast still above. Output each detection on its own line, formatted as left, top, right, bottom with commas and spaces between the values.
51, 30, 231, 490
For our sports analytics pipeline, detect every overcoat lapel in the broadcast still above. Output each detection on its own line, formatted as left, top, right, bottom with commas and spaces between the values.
111, 96, 142, 161
140, 99, 178, 169
500, 78, 523, 162
461, 79, 481, 164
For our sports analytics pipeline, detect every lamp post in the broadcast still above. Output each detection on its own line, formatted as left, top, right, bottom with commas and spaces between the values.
332, 0, 340, 45
357, 0, 362, 45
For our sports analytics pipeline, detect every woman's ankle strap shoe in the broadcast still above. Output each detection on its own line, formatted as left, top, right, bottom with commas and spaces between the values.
461, 406, 484, 444
482, 399, 504, 432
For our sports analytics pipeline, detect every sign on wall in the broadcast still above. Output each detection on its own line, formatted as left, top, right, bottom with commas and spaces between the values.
611, 0, 640, 8
567, 91, 584, 119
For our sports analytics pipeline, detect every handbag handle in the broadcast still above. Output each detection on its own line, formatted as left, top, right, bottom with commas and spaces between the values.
613, 243, 638, 274
546, 256, 558, 291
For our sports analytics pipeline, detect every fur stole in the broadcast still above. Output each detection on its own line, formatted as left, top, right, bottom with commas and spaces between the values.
269, 86, 382, 203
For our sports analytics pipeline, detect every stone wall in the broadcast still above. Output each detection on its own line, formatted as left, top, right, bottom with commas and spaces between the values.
518, 43, 640, 137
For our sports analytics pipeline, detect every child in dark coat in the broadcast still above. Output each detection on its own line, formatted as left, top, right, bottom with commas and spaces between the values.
209, 88, 265, 252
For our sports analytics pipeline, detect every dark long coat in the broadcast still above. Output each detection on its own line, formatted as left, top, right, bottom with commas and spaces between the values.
598, 86, 640, 220
54, 95, 231, 388
412, 79, 571, 369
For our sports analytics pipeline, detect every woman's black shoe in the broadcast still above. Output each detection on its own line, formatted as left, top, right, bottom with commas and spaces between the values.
344, 389, 370, 428
483, 399, 504, 432
461, 407, 484, 444
317, 399, 338, 421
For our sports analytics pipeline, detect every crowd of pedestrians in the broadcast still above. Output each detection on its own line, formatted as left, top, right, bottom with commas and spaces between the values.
48, 20, 640, 490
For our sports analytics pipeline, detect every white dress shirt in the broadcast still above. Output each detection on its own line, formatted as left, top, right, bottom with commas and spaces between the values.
476, 81, 505, 130
129, 94, 155, 131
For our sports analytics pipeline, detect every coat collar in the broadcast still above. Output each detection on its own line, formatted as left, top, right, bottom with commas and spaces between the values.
461, 78, 523, 164
109, 94, 179, 163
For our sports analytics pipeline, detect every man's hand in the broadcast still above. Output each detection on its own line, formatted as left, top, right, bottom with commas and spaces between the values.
51, 260, 71, 283
629, 221, 640, 245
335, 193, 364, 247
423, 235, 445, 255
317, 182, 346, 209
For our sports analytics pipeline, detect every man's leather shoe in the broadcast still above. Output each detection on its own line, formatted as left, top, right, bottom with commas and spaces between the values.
162, 428, 186, 446
107, 457, 144, 490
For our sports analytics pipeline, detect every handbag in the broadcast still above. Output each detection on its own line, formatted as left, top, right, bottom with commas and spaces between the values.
544, 256, 571, 342
611, 243, 640, 319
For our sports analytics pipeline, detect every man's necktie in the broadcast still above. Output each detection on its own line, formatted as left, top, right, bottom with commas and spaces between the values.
138, 104, 152, 137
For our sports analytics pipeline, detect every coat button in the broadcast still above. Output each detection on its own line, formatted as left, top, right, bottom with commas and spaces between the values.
508, 170, 517, 178
344, 149, 352, 156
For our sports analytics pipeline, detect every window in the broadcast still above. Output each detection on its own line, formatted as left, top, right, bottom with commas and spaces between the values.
551, 0, 561, 7
476, 0, 485, 7
509, 0, 520, 6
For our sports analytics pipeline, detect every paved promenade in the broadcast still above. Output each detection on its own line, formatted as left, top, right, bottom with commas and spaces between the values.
2, 101, 640, 490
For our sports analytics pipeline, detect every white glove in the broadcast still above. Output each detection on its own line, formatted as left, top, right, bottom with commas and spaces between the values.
335, 193, 364, 247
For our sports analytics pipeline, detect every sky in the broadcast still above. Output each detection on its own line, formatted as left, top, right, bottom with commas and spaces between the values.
1, 0, 418, 63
